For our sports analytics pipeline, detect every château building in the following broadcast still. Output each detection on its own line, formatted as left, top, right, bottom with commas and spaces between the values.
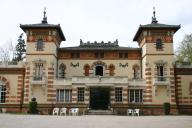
0, 9, 192, 115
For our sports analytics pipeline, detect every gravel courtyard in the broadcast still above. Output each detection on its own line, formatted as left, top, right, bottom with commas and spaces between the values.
0, 114, 192, 128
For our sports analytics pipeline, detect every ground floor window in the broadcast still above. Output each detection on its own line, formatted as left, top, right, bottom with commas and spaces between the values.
128, 89, 143, 103
115, 87, 122, 102
56, 89, 72, 102
0, 84, 6, 103
77, 87, 85, 102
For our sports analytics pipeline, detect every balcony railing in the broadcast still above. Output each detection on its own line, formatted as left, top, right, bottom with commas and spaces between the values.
129, 79, 146, 86
53, 76, 146, 87
152, 76, 170, 86
31, 75, 47, 85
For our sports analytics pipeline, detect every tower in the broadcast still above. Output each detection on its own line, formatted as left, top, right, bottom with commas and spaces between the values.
133, 8, 180, 112
20, 9, 65, 105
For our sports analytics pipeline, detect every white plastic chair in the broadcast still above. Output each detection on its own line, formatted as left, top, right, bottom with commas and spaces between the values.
52, 108, 59, 116
60, 107, 67, 116
69, 108, 79, 116
127, 109, 133, 116
133, 109, 140, 116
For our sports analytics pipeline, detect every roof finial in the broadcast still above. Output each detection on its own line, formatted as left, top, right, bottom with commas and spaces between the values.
42, 7, 48, 24
152, 6, 158, 23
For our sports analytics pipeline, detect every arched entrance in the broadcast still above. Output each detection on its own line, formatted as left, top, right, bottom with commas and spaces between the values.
95, 66, 103, 76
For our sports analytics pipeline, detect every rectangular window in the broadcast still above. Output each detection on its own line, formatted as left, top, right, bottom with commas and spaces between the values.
36, 39, 44, 51
77, 87, 85, 102
119, 52, 128, 59
0, 85, 6, 103
56, 89, 72, 102
115, 87, 122, 102
157, 65, 164, 81
128, 89, 143, 103
34, 63, 43, 81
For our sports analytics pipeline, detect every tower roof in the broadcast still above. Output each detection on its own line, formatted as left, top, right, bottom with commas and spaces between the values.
20, 9, 66, 41
133, 8, 180, 41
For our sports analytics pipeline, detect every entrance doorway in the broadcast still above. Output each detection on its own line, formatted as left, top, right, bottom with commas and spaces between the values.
90, 87, 110, 110
95, 66, 103, 76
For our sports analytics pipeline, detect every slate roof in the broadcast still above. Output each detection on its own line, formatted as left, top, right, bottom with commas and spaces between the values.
20, 23, 66, 41
133, 22, 181, 41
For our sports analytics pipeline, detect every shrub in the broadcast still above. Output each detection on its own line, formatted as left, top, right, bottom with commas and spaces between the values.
163, 102, 170, 115
28, 98, 38, 114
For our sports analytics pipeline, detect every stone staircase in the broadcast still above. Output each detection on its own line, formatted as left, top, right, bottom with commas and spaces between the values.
86, 109, 114, 115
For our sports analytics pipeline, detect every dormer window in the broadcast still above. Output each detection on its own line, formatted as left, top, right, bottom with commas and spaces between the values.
36, 39, 44, 51
155, 39, 163, 50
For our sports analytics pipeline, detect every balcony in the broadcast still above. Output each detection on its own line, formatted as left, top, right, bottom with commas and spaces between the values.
152, 76, 170, 86
53, 76, 129, 87
129, 79, 146, 86
53, 76, 147, 88
30, 75, 47, 85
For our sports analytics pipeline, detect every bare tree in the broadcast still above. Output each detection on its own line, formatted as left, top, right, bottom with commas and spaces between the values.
176, 33, 192, 63
0, 40, 14, 64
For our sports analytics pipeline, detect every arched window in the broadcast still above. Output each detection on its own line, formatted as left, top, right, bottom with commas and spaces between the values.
91, 61, 107, 76
95, 66, 103, 76
59, 63, 66, 78
133, 64, 140, 79
84, 64, 90, 76
0, 81, 6, 103
156, 39, 163, 50
108, 64, 115, 76
36, 39, 44, 51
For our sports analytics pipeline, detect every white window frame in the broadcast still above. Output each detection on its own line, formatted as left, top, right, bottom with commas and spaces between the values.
129, 89, 143, 103
77, 87, 85, 102
56, 89, 72, 103
115, 87, 123, 102
0, 81, 6, 103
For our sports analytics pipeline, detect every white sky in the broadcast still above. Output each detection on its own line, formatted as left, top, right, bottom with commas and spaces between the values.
0, 0, 192, 51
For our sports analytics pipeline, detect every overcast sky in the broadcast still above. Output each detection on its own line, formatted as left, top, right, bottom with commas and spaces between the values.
0, 0, 192, 51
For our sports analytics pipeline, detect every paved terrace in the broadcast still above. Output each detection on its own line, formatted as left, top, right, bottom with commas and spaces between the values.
0, 114, 191, 128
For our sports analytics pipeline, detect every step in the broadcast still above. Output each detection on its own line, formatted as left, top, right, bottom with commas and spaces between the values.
86, 109, 114, 115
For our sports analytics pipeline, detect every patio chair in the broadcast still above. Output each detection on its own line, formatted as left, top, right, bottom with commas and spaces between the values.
69, 108, 79, 116
133, 109, 140, 116
60, 107, 67, 116
52, 107, 59, 116
127, 109, 133, 116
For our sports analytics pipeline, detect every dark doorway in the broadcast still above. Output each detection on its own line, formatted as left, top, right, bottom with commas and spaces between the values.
95, 66, 103, 76
90, 87, 110, 110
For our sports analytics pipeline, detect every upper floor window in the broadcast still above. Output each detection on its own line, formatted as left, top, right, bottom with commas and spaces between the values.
34, 63, 44, 80
156, 39, 163, 50
71, 52, 80, 59
119, 52, 128, 59
59, 63, 66, 78
36, 39, 44, 51
0, 81, 6, 103
95, 66, 103, 76
157, 65, 164, 81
